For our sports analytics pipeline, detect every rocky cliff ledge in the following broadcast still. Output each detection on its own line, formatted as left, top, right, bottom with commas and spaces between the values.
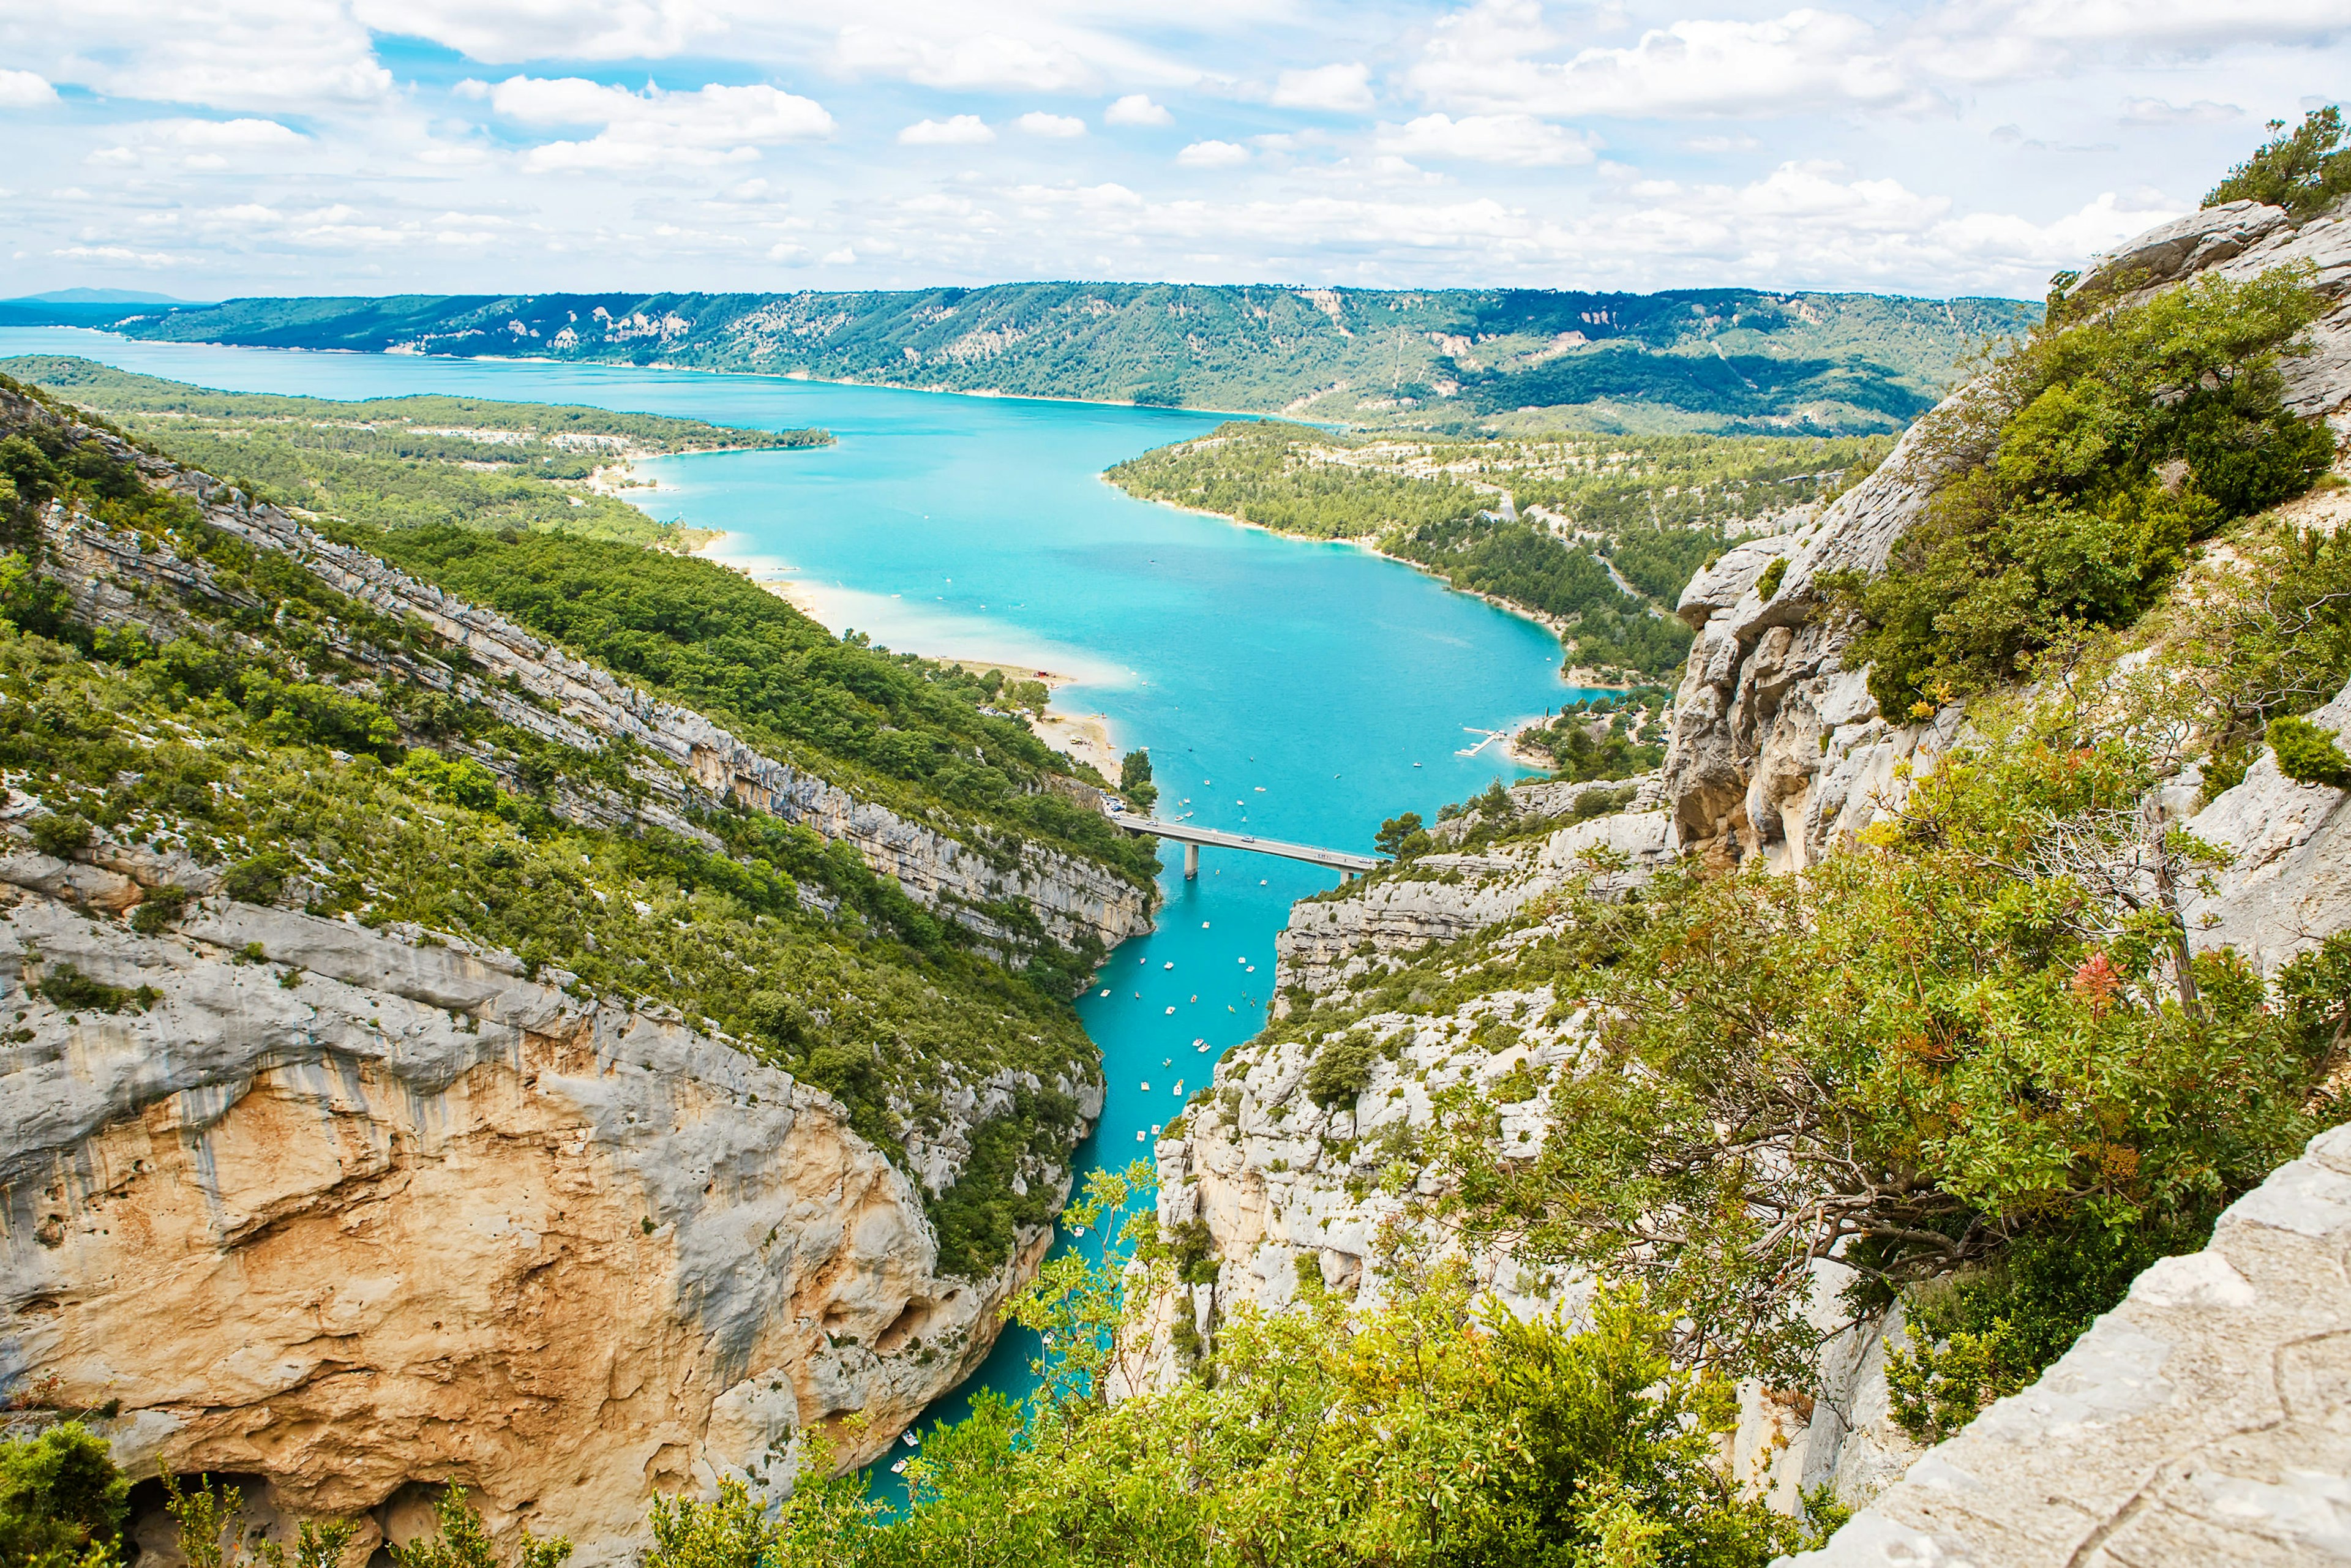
1, 869, 1070, 1563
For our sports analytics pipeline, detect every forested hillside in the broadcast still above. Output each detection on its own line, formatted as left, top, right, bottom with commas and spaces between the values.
3, 355, 827, 549
1108, 420, 1890, 681
87, 283, 2038, 435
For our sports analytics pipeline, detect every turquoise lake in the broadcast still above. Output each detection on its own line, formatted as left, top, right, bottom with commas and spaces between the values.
0, 328, 1593, 1479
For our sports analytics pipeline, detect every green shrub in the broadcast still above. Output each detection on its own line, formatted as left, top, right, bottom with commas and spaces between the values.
34, 964, 149, 1015
2269, 714, 2351, 789
2207, 105, 2351, 220
130, 883, 190, 935
27, 812, 91, 858
1755, 555, 1788, 601
0, 1424, 128, 1567
220, 853, 291, 904
1303, 1035, 1377, 1108
389, 1485, 570, 1568
1829, 269, 2336, 715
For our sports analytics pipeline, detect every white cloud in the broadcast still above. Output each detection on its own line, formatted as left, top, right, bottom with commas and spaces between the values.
28, 0, 392, 111
1015, 111, 1088, 138
840, 26, 1100, 92
1270, 62, 1374, 113
898, 115, 997, 146
1106, 94, 1173, 127
2120, 97, 2242, 124
823, 245, 858, 263
1177, 139, 1251, 167
491, 78, 834, 171
1378, 113, 1594, 167
348, 0, 722, 64
1415, 7, 1912, 119
0, 69, 58, 107
53, 244, 185, 267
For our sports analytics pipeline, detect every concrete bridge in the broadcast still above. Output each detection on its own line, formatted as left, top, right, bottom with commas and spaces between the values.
1112, 814, 1382, 880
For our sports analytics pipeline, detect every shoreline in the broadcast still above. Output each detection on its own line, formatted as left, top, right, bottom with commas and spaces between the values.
703, 539, 1129, 780
1108, 484, 1635, 694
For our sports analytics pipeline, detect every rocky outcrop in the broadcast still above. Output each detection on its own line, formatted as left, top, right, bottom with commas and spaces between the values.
1271, 779, 1672, 1002
0, 871, 1055, 1563
2178, 673, 2351, 972
1661, 199, 2351, 873
12, 389, 1153, 962
1143, 779, 1675, 1382
1783, 1121, 2351, 1567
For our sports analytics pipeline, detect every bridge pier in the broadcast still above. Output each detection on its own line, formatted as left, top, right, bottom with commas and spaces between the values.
1183, 842, 1200, 880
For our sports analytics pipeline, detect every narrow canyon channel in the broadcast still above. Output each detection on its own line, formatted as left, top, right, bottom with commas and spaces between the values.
0, 326, 1601, 1493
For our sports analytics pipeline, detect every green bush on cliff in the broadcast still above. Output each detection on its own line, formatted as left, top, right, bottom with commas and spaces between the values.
2269, 714, 2351, 789
1826, 268, 2338, 716
0, 1425, 128, 1567
2206, 105, 2351, 220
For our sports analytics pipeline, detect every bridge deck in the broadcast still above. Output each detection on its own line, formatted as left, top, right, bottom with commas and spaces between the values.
1113, 815, 1382, 873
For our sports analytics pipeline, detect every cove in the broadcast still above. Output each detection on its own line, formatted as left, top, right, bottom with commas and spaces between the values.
0, 327, 1596, 1484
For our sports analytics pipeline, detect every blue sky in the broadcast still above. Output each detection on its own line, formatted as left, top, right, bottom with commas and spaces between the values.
0, 0, 2342, 301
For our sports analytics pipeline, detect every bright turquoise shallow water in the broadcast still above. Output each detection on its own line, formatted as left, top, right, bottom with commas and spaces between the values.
0, 328, 1595, 1487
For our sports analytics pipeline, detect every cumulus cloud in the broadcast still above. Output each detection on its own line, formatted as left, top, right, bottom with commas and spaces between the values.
898, 115, 997, 145
1378, 113, 1594, 166
490, 78, 834, 170
1015, 111, 1088, 138
1415, 6, 1913, 118
1106, 93, 1173, 126
840, 26, 1100, 91
1177, 139, 1251, 167
0, 69, 58, 107
1270, 62, 1375, 112
348, 0, 722, 64
2120, 97, 2242, 124
26, 0, 392, 111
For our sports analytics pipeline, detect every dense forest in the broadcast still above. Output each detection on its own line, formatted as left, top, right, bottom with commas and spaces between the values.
1107, 421, 1890, 681
82, 283, 2038, 435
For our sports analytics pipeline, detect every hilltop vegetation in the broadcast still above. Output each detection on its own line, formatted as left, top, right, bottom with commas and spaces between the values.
93, 283, 2037, 435
0, 369, 1138, 1275
1108, 421, 1889, 681
3, 356, 827, 550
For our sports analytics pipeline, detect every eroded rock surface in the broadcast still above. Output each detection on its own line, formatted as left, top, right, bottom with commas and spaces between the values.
1785, 1122, 2351, 1567
0, 876, 1055, 1562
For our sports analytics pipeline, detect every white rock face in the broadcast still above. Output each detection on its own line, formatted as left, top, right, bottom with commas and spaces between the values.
0, 874, 1050, 1563
2179, 674, 2351, 970
1783, 1123, 2351, 1567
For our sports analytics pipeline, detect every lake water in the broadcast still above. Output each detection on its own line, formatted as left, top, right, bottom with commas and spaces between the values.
0, 328, 1593, 1488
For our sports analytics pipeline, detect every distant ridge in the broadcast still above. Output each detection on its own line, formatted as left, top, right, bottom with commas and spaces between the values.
9, 287, 206, 305
102, 283, 2039, 435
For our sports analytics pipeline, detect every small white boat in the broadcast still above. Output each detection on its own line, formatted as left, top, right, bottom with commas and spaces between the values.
1071, 1226, 1087, 1237
891, 1459, 907, 1474
1196, 1043, 1209, 1052
1164, 1006, 1176, 1015
1136, 1129, 1146, 1141
1171, 1081, 1183, 1095
1141, 1082, 1151, 1090
904, 1431, 920, 1447
1163, 961, 1174, 970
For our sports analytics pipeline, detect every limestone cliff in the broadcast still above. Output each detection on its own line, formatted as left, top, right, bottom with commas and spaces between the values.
0, 866, 1073, 1563
1662, 198, 2351, 872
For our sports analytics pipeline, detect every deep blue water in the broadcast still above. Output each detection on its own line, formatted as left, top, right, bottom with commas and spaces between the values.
0, 328, 1594, 1492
